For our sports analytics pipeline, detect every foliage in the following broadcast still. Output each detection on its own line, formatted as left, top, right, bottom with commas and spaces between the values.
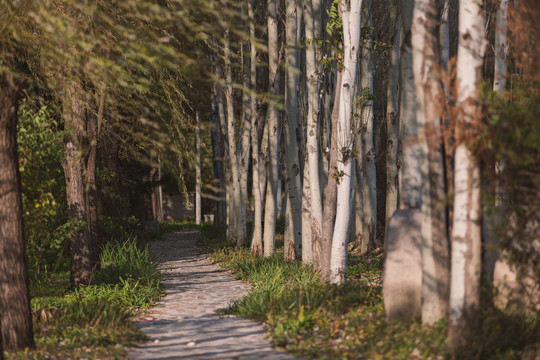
17, 98, 71, 279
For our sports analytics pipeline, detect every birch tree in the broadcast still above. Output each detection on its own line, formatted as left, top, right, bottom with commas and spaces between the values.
224, 28, 245, 246
398, 0, 422, 210
249, 0, 265, 255
303, 0, 323, 265
448, 0, 486, 349
411, 0, 450, 324
385, 0, 401, 233
330, 0, 363, 284
263, 0, 280, 257
284, 0, 303, 260
360, 0, 376, 254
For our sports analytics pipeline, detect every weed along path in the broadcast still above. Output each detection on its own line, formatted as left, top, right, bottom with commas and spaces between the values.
127, 230, 297, 360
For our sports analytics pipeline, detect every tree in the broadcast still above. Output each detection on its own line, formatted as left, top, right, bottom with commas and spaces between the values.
283, 0, 303, 260
385, 1, 401, 227
196, 110, 202, 225
330, 0, 363, 284
411, 0, 450, 324
303, 0, 323, 265
448, 0, 486, 349
0, 73, 34, 350
398, 0, 422, 210
360, 0, 376, 254
263, 0, 281, 257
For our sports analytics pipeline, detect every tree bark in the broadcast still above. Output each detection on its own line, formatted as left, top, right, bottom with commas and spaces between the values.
398, 0, 422, 210
249, 0, 264, 255
0, 73, 35, 350
448, 0, 486, 349
196, 110, 202, 225
329, 0, 363, 284
224, 28, 245, 247
283, 0, 302, 261
411, 0, 450, 324
62, 83, 93, 287
319, 69, 342, 279
303, 0, 323, 266
385, 6, 401, 228
360, 0, 376, 254
263, 0, 280, 257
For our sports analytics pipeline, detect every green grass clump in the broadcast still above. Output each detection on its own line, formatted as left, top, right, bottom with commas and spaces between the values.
10, 236, 163, 359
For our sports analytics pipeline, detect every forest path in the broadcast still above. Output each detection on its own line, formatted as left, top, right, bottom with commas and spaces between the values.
127, 230, 297, 360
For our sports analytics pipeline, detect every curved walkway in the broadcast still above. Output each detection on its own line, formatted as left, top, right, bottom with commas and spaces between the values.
127, 231, 297, 360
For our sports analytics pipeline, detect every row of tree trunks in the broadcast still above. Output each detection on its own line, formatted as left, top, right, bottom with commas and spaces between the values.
0, 73, 35, 351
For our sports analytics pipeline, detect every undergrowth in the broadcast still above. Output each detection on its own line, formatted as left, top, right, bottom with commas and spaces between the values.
7, 237, 163, 360
199, 230, 540, 359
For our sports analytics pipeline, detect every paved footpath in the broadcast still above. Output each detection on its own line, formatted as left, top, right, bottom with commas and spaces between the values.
128, 231, 298, 360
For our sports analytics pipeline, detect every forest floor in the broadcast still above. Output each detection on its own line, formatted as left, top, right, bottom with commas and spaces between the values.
127, 230, 297, 359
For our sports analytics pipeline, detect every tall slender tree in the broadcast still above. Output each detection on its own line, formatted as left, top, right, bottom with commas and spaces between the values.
303, 0, 323, 265
448, 0, 486, 349
360, 0, 376, 254
263, 0, 280, 257
283, 0, 303, 260
330, 0, 363, 284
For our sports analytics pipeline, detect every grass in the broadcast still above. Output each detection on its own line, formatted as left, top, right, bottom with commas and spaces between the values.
6, 237, 163, 359
199, 227, 540, 359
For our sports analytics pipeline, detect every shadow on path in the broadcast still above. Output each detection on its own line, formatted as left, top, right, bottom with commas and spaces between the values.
127, 231, 297, 360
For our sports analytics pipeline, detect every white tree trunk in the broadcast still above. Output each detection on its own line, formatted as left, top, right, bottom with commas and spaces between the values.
493, 0, 508, 206
284, 0, 303, 261
412, 0, 450, 325
330, 0, 363, 284
248, 0, 264, 255
385, 8, 401, 230
302, 0, 323, 266
448, 0, 486, 349
360, 0, 376, 253
398, 0, 422, 210
263, 0, 280, 257
195, 110, 202, 225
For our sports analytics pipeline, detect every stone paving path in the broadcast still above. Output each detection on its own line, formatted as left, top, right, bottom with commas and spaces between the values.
127, 231, 297, 360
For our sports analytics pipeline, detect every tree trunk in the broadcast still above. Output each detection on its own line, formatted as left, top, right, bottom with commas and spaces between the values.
224, 28, 245, 247
385, 7, 401, 228
329, 0, 363, 284
196, 110, 202, 225
493, 0, 508, 206
249, 0, 264, 255
319, 69, 342, 279
303, 0, 323, 266
263, 0, 280, 257
86, 97, 100, 270
360, 0, 376, 254
240, 29, 252, 241
283, 0, 302, 261
448, 0, 486, 349
62, 83, 93, 287
398, 0, 422, 210
411, 0, 450, 324
0, 73, 35, 350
